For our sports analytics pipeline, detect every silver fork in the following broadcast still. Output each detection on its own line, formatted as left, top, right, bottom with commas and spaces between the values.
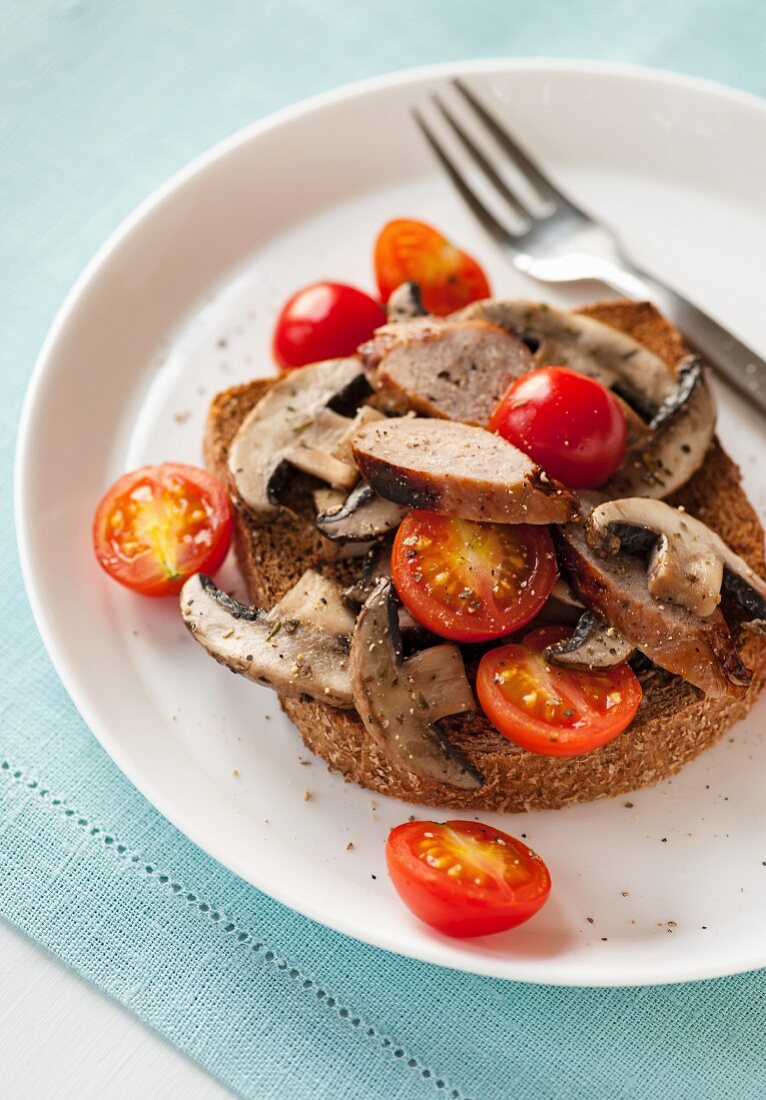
413, 78, 766, 415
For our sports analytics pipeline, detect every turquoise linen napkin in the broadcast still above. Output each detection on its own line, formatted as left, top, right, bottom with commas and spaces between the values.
3, 2, 766, 1097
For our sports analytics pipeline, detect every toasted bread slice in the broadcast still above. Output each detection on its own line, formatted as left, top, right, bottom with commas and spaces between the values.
203, 302, 766, 811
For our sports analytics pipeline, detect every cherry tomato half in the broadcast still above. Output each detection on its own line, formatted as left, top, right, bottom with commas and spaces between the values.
93, 463, 233, 597
391, 511, 557, 643
476, 625, 642, 757
490, 366, 627, 488
272, 281, 386, 370
386, 819, 551, 937
374, 219, 491, 316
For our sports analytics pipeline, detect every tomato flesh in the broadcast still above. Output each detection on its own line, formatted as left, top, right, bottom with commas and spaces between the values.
374, 219, 491, 315
93, 463, 232, 597
386, 820, 551, 937
272, 281, 386, 369
490, 366, 627, 488
391, 511, 557, 643
477, 625, 642, 756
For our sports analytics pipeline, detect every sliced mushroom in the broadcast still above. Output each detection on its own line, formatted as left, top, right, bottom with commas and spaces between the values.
455, 299, 674, 405
387, 280, 427, 321
349, 579, 482, 790
181, 571, 356, 707
545, 610, 636, 670
286, 406, 359, 489
587, 497, 766, 622
315, 532, 379, 565
555, 510, 751, 698
313, 481, 407, 542
368, 319, 533, 426
228, 358, 371, 514
604, 357, 716, 499
352, 417, 577, 525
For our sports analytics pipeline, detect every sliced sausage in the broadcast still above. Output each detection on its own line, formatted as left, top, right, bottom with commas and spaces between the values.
358, 317, 445, 372
369, 320, 533, 426
352, 418, 577, 525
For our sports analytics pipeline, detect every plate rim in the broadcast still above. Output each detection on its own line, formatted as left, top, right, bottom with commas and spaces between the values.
15, 57, 766, 987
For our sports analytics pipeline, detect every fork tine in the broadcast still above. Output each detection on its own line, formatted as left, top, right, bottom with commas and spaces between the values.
430, 94, 531, 222
411, 109, 518, 247
452, 78, 582, 214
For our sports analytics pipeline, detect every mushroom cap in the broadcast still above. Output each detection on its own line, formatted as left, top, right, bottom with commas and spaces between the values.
455, 299, 674, 404
228, 357, 368, 514
545, 610, 636, 670
180, 570, 356, 708
314, 481, 407, 542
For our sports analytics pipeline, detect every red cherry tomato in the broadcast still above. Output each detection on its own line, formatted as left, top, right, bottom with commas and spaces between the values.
476, 625, 642, 757
273, 281, 386, 369
390, 511, 557, 643
374, 219, 491, 315
490, 367, 627, 488
386, 819, 551, 937
93, 463, 232, 597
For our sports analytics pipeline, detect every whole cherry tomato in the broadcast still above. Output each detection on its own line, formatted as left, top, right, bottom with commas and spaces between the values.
490, 367, 627, 488
273, 281, 386, 369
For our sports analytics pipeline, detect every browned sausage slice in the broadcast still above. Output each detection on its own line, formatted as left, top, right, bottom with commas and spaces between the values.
369, 320, 533, 426
352, 418, 577, 525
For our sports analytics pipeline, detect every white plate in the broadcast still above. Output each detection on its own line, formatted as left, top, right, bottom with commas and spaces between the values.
16, 60, 766, 986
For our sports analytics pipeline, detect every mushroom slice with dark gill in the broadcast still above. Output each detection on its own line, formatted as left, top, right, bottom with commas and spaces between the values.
349, 579, 483, 790
387, 280, 428, 321
555, 508, 751, 698
587, 497, 766, 622
180, 570, 357, 708
352, 417, 577, 525
228, 357, 373, 514
545, 610, 636, 670
313, 481, 407, 542
604, 356, 716, 499
454, 299, 674, 404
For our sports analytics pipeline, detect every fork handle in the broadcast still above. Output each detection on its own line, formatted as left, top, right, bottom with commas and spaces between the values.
598, 259, 766, 416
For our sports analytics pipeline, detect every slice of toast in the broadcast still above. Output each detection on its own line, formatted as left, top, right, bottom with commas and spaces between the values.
203, 301, 766, 812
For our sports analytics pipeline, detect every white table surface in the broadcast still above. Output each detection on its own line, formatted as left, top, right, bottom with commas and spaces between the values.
0, 920, 232, 1098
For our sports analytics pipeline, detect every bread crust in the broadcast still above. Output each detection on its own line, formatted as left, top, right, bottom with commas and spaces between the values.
204, 302, 766, 811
